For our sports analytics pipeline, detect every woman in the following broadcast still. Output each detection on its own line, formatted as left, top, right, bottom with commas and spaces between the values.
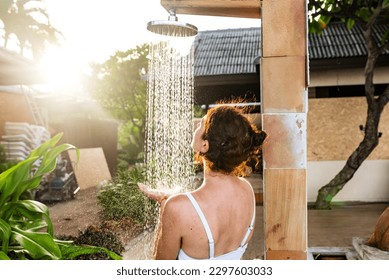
139, 105, 267, 260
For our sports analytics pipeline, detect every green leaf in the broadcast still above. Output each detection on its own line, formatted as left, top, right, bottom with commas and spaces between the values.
12, 176, 43, 201
11, 228, 61, 260
27, 133, 63, 159
0, 218, 11, 252
0, 251, 10, 260
346, 18, 355, 30
6, 200, 54, 235
35, 143, 77, 177
356, 7, 372, 22
0, 157, 38, 208
58, 242, 122, 260
383, 0, 389, 9
381, 30, 389, 47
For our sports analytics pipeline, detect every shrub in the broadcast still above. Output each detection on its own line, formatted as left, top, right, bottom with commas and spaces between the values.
98, 166, 157, 227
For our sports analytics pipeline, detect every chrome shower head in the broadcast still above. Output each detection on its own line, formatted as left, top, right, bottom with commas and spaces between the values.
147, 9, 198, 37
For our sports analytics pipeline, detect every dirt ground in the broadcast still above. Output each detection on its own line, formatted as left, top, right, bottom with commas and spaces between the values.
48, 186, 102, 237
48, 186, 143, 248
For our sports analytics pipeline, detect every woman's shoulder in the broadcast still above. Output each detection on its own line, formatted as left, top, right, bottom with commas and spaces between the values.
162, 192, 193, 224
238, 176, 254, 189
163, 192, 190, 212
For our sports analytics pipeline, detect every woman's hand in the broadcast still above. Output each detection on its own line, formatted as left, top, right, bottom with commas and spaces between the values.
138, 183, 169, 203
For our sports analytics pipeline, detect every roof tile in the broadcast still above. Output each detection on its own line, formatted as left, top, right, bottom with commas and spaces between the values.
194, 23, 388, 76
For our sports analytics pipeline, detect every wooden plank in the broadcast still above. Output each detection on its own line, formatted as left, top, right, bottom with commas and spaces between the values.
161, 0, 261, 18
266, 250, 307, 260
264, 169, 307, 254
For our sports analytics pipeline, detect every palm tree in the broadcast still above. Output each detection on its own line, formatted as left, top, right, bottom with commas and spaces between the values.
0, 0, 61, 60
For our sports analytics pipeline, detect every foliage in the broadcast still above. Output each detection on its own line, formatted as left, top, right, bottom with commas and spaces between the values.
117, 121, 144, 169
0, 0, 62, 60
308, 0, 389, 209
309, 0, 389, 31
84, 44, 149, 164
0, 144, 16, 174
98, 166, 157, 227
0, 133, 121, 260
194, 105, 207, 118
62, 225, 124, 260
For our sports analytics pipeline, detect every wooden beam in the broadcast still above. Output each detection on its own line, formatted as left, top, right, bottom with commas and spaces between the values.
266, 250, 307, 260
161, 0, 261, 18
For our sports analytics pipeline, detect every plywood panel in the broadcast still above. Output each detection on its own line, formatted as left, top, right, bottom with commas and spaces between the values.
307, 97, 389, 161
68, 148, 112, 189
264, 169, 307, 253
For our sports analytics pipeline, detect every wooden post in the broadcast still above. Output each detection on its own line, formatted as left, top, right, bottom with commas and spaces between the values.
160, 0, 309, 260
260, 0, 308, 260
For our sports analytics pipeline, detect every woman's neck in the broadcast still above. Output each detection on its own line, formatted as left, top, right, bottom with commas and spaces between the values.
202, 163, 234, 182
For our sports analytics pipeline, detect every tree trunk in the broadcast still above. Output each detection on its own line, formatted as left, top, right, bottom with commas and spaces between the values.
315, 106, 380, 209
315, 16, 389, 209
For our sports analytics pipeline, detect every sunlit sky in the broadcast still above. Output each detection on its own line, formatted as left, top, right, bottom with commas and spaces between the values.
40, 0, 261, 95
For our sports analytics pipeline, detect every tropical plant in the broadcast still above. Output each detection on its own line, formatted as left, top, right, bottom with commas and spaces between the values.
0, 133, 121, 260
308, 0, 389, 209
0, 0, 62, 60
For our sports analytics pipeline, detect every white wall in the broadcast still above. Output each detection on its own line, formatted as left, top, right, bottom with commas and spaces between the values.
307, 160, 389, 202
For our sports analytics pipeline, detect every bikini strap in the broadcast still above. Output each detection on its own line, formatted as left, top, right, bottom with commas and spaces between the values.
240, 195, 256, 247
186, 193, 215, 258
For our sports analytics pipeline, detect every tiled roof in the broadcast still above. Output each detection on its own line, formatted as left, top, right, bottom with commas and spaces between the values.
194, 23, 389, 76
308, 22, 389, 59
194, 27, 260, 76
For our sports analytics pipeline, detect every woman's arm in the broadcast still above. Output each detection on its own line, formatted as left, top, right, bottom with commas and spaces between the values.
153, 197, 182, 259
138, 183, 169, 202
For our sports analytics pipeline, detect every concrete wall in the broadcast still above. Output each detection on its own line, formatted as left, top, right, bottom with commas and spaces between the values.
308, 160, 389, 202
310, 66, 389, 87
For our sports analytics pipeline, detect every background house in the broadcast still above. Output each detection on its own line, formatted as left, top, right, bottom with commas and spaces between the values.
193, 23, 389, 202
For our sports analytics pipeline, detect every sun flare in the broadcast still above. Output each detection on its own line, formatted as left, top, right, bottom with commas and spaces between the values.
38, 46, 87, 95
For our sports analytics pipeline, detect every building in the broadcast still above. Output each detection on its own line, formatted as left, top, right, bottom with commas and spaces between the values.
193, 23, 389, 202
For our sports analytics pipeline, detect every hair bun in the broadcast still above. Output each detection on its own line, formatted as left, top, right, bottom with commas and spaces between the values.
254, 131, 267, 146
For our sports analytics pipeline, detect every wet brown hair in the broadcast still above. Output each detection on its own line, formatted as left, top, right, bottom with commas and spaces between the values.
199, 105, 267, 176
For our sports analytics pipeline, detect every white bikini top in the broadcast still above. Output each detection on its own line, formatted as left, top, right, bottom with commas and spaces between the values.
178, 192, 255, 260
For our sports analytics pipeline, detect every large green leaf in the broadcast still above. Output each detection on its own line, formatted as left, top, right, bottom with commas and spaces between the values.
0, 218, 11, 252
35, 143, 78, 177
27, 132, 63, 159
11, 228, 61, 259
0, 251, 10, 260
5, 200, 53, 235
0, 157, 38, 208
57, 242, 122, 260
11, 176, 43, 201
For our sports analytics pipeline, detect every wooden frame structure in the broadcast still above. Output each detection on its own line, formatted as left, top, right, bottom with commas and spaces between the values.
160, 0, 308, 260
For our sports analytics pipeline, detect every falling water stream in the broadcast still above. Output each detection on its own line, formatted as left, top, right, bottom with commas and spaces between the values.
145, 39, 195, 192
124, 37, 196, 259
